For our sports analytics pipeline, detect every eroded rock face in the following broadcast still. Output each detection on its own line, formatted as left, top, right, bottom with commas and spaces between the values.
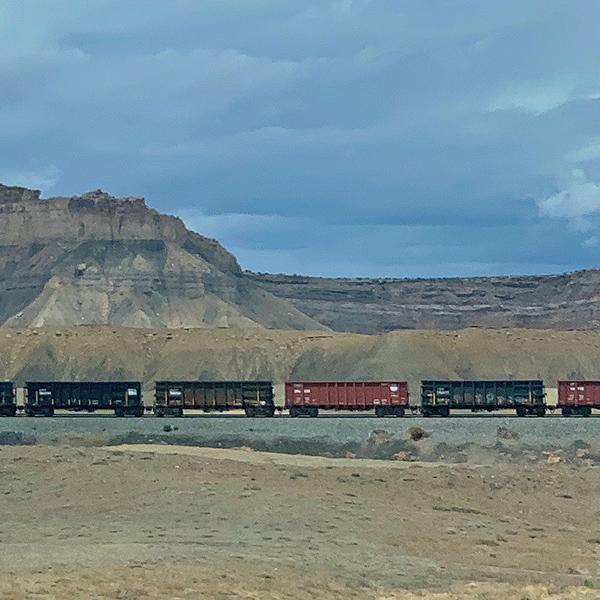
247, 271, 600, 333
0, 184, 324, 330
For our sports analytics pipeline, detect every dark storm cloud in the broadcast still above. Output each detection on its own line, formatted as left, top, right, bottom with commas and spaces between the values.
2, 1, 600, 276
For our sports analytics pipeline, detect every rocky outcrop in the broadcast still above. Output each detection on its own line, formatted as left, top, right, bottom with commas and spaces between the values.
247, 271, 600, 333
0, 184, 324, 330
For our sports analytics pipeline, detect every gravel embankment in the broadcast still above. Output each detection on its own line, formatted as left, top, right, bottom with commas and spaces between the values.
1, 413, 599, 464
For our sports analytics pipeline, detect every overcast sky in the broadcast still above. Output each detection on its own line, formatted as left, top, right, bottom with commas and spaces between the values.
2, 1, 600, 278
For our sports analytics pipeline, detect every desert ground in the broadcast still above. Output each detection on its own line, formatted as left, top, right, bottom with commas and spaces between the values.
0, 439, 599, 599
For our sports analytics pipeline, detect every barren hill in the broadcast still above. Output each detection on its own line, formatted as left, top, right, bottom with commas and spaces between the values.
2, 326, 600, 396
248, 271, 600, 333
0, 184, 322, 330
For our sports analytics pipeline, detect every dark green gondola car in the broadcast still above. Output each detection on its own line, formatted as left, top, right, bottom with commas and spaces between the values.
421, 380, 546, 417
0, 382, 16, 417
25, 381, 144, 417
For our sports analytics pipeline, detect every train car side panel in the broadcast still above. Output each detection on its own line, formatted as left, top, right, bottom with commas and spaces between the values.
285, 381, 408, 416
154, 381, 275, 417
24, 382, 143, 417
0, 382, 16, 416
557, 380, 600, 416
421, 380, 545, 417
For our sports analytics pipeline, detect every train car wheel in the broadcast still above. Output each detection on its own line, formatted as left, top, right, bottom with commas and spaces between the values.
516, 406, 527, 417
561, 407, 572, 417
395, 406, 405, 417
309, 407, 319, 417
533, 406, 546, 417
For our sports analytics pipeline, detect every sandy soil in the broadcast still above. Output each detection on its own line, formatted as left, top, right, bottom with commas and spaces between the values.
0, 444, 599, 599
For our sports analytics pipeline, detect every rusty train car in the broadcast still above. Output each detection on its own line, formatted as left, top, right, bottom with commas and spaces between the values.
153, 380, 276, 417
285, 381, 409, 417
557, 380, 600, 416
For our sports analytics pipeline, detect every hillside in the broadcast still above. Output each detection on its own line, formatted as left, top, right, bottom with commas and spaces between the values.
248, 271, 600, 333
2, 326, 600, 396
0, 184, 323, 330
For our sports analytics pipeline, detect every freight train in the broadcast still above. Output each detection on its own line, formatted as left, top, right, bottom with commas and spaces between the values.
0, 378, 597, 417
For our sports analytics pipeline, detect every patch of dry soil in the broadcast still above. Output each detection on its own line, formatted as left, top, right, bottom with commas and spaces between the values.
0, 445, 598, 599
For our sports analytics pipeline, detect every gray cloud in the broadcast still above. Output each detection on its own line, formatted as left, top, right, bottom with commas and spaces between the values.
2, 1, 600, 277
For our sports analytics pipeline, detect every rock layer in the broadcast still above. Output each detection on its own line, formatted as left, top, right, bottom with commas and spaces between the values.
247, 271, 600, 333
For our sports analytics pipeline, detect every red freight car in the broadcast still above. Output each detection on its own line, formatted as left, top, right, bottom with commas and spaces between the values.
285, 381, 409, 417
557, 380, 600, 416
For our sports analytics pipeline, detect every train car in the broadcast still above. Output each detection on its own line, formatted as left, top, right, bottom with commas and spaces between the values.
25, 381, 144, 417
421, 380, 546, 417
154, 380, 275, 417
285, 381, 409, 417
0, 382, 16, 417
557, 380, 600, 416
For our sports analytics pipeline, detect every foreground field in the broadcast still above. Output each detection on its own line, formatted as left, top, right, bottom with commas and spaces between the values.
0, 444, 599, 599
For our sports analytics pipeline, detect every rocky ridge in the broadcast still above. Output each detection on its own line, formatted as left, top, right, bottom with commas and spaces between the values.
247, 271, 600, 333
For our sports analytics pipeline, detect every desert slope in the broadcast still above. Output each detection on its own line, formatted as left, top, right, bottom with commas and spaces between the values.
2, 326, 600, 394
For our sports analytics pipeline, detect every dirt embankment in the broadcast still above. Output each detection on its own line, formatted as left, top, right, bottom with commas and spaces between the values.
2, 421, 598, 470
2, 326, 600, 395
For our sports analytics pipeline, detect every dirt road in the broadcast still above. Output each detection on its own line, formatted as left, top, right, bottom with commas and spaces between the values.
0, 443, 598, 599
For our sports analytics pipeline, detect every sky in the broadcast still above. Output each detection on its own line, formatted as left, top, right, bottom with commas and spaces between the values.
2, 1, 600, 278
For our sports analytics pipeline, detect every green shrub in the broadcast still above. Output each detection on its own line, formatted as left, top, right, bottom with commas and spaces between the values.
408, 426, 429, 441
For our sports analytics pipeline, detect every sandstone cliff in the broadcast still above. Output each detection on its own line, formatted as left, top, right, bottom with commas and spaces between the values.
0, 184, 324, 330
